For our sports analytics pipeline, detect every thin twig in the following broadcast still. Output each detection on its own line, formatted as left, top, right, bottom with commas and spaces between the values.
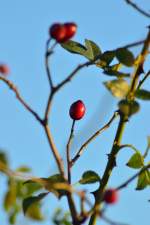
119, 144, 138, 152
44, 38, 145, 122
0, 76, 42, 124
137, 70, 150, 90
120, 39, 145, 49
66, 120, 75, 184
125, 0, 150, 18
116, 164, 150, 190
45, 40, 57, 89
71, 111, 119, 167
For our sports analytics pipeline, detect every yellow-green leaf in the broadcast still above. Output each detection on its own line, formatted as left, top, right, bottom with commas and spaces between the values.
126, 152, 144, 169
104, 79, 129, 98
136, 169, 150, 190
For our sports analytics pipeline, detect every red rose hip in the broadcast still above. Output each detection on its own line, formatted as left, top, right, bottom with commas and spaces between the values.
69, 100, 85, 120
49, 23, 66, 43
0, 64, 10, 75
103, 189, 118, 204
63, 22, 77, 41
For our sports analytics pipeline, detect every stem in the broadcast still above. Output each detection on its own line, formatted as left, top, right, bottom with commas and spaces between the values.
45, 40, 57, 89
66, 194, 80, 225
89, 27, 150, 225
66, 120, 75, 184
128, 29, 150, 100
44, 124, 65, 178
117, 164, 150, 190
89, 114, 127, 225
137, 70, 150, 90
125, 0, 150, 18
71, 111, 119, 167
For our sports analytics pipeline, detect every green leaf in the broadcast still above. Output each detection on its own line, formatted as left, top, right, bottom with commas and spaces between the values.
79, 170, 100, 184
24, 174, 69, 199
4, 190, 16, 211
4, 178, 17, 211
96, 51, 115, 67
23, 192, 48, 215
103, 64, 130, 78
126, 152, 144, 169
104, 79, 129, 98
26, 203, 44, 221
9, 205, 20, 224
84, 39, 101, 60
118, 100, 140, 117
61, 40, 86, 56
136, 169, 150, 190
116, 48, 134, 67
16, 166, 31, 173
147, 136, 150, 149
0, 151, 8, 166
135, 89, 150, 100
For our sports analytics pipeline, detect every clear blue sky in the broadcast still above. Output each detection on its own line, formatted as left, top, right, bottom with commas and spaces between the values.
0, 0, 150, 225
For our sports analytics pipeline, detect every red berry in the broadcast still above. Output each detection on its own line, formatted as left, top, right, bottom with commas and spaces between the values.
0, 64, 10, 75
103, 189, 118, 204
63, 22, 77, 41
69, 100, 85, 120
49, 23, 66, 43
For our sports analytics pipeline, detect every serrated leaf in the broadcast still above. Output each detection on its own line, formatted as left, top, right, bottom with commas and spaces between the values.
79, 170, 100, 184
61, 40, 86, 56
135, 89, 150, 100
116, 48, 134, 67
84, 39, 101, 60
136, 169, 150, 190
104, 79, 129, 98
126, 152, 144, 169
23, 192, 48, 215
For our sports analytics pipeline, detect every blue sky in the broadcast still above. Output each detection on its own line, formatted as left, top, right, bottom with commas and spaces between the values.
0, 0, 150, 225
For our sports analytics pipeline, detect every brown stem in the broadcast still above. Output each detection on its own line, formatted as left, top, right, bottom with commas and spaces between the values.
44, 124, 65, 178
45, 40, 57, 89
0, 76, 42, 124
